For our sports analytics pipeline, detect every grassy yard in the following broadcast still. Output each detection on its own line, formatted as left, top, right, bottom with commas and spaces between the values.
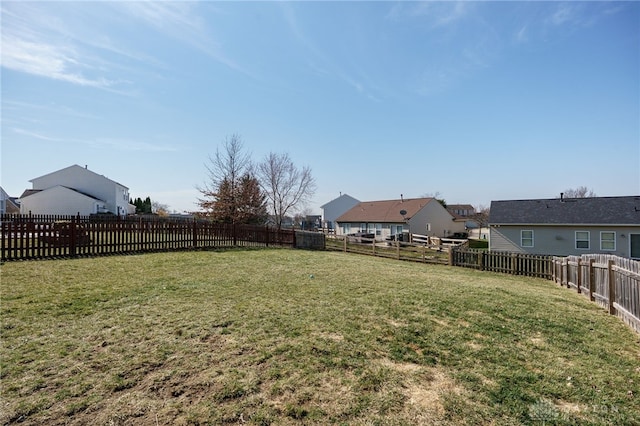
1, 249, 638, 425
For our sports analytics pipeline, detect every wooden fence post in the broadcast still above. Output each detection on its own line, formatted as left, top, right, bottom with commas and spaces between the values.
576, 258, 582, 294
396, 240, 400, 260
448, 246, 454, 266
233, 223, 237, 246
192, 218, 198, 249
588, 258, 595, 302
69, 215, 77, 257
372, 238, 376, 255
511, 253, 518, 275
608, 259, 616, 315
478, 251, 484, 271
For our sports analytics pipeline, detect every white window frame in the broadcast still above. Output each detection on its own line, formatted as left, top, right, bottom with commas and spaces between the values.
521, 230, 534, 247
575, 231, 590, 250
600, 231, 616, 251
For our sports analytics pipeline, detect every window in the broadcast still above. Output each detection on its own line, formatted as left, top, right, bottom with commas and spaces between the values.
393, 225, 404, 235
360, 223, 366, 232
576, 231, 590, 249
375, 223, 382, 236
521, 230, 534, 247
426, 223, 431, 232
600, 232, 615, 251
342, 223, 351, 234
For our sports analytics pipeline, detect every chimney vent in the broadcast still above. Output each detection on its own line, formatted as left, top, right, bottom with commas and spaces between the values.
400, 194, 404, 202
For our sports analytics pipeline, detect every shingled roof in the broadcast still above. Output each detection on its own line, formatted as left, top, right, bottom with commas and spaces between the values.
489, 196, 640, 225
336, 197, 435, 223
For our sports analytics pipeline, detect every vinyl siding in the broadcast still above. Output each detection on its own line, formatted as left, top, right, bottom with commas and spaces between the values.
490, 225, 640, 257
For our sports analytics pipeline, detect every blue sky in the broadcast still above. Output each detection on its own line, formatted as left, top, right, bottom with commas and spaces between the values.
2, 1, 639, 214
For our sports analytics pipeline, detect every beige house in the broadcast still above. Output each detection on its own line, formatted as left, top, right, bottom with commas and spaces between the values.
335, 197, 466, 241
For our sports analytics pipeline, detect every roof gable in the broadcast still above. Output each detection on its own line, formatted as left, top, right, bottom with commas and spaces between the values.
320, 193, 360, 209
337, 197, 435, 223
489, 196, 640, 225
30, 164, 128, 189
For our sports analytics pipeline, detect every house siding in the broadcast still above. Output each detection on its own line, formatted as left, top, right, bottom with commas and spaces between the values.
321, 194, 360, 230
20, 186, 107, 216
408, 201, 465, 237
28, 165, 131, 216
490, 225, 640, 258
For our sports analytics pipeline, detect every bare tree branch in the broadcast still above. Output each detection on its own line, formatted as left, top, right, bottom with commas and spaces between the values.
561, 186, 597, 198
256, 152, 316, 230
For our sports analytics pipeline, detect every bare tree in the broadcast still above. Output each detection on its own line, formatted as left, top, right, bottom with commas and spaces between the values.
473, 204, 490, 228
151, 201, 170, 216
256, 152, 316, 230
196, 134, 253, 221
561, 186, 596, 198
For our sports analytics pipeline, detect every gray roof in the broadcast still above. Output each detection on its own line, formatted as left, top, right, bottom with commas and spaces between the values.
489, 196, 640, 225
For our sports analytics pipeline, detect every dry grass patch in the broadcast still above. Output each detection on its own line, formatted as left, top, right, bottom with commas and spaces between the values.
1, 249, 639, 425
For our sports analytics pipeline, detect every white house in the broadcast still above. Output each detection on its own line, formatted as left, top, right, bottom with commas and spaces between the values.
20, 165, 135, 216
335, 197, 466, 241
1, 186, 20, 214
320, 193, 360, 231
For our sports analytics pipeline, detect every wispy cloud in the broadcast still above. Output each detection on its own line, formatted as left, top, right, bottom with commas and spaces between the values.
121, 1, 253, 78
2, 35, 116, 88
3, 100, 101, 120
545, 2, 622, 29
1, 1, 252, 90
387, 1, 469, 28
0, 3, 127, 90
12, 128, 178, 152
515, 25, 528, 43
549, 3, 575, 26
279, 3, 384, 101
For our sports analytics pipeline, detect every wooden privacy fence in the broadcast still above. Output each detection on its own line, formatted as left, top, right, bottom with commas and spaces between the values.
553, 254, 640, 333
451, 248, 553, 279
1, 214, 295, 261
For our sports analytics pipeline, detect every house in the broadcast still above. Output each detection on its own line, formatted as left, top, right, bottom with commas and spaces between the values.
320, 193, 360, 231
446, 204, 478, 232
19, 164, 135, 216
489, 196, 640, 258
335, 196, 466, 241
0, 187, 20, 214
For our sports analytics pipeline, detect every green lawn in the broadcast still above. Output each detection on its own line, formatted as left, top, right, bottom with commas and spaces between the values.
1, 249, 638, 425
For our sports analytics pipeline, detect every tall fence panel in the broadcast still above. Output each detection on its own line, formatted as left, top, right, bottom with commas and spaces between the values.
553, 254, 640, 333
451, 248, 553, 279
1, 214, 295, 261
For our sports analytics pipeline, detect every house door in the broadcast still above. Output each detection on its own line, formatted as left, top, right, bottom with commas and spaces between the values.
631, 234, 640, 260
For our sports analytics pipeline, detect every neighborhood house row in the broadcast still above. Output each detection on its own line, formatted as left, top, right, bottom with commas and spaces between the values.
2, 165, 639, 259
